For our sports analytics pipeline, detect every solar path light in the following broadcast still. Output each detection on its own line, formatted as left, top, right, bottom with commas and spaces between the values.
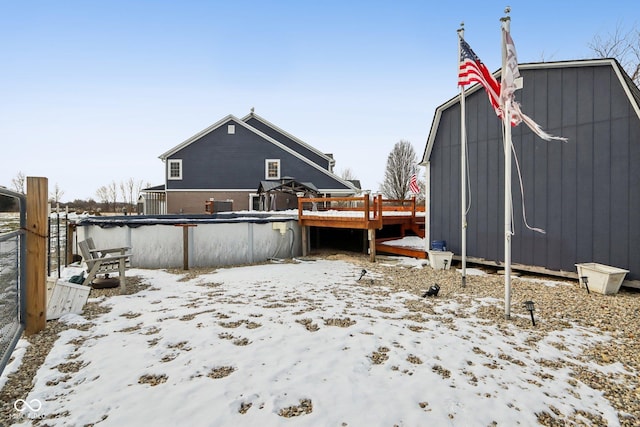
580, 276, 590, 294
523, 300, 535, 326
422, 284, 440, 297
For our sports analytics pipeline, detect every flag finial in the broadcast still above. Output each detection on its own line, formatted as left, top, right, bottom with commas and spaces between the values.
501, 6, 511, 23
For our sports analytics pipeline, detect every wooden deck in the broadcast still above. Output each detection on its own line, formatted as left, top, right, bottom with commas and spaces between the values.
297, 195, 425, 261
374, 237, 427, 259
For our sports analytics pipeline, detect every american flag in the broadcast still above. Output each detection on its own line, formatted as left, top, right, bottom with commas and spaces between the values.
458, 33, 565, 141
458, 36, 501, 117
409, 174, 420, 194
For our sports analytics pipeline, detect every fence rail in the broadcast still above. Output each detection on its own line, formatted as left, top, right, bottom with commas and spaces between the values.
0, 189, 26, 376
48, 208, 73, 276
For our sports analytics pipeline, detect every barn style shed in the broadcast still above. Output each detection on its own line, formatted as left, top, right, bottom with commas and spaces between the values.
422, 58, 640, 282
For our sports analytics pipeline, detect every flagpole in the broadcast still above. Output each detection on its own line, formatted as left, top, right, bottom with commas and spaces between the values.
458, 23, 467, 288
501, 7, 512, 319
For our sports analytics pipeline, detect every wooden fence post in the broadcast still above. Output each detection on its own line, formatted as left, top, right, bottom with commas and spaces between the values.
66, 222, 75, 264
26, 177, 48, 335
175, 224, 197, 269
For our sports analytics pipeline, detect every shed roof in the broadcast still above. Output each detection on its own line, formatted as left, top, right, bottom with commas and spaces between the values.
421, 58, 640, 165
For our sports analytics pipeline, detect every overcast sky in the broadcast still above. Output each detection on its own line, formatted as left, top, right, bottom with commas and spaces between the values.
1, 0, 637, 202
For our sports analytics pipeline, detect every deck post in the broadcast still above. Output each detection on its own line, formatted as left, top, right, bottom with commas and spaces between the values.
26, 176, 48, 335
375, 195, 383, 228
363, 195, 370, 228
301, 225, 308, 256
411, 196, 416, 223
362, 229, 367, 254
368, 228, 376, 262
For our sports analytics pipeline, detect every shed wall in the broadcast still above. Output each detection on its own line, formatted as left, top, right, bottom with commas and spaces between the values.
429, 63, 640, 280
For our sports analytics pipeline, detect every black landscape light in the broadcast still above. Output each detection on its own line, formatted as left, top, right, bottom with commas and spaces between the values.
580, 276, 590, 294
423, 284, 440, 298
358, 269, 367, 281
523, 300, 536, 326
443, 259, 448, 270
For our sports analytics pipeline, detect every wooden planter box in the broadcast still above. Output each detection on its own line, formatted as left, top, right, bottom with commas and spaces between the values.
575, 263, 629, 295
428, 250, 453, 270
46, 280, 91, 320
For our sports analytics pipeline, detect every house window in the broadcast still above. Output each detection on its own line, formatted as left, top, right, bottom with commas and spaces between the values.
265, 159, 280, 180
168, 159, 182, 180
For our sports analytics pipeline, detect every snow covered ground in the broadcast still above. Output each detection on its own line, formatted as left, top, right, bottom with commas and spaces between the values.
3, 258, 626, 426
382, 236, 427, 250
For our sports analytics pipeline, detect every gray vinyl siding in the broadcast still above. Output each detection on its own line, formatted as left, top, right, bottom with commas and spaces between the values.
166, 119, 350, 191
429, 62, 640, 280
244, 117, 331, 169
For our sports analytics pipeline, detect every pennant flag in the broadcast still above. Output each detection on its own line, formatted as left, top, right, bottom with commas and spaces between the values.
500, 29, 520, 109
458, 36, 501, 115
500, 27, 567, 142
409, 174, 420, 194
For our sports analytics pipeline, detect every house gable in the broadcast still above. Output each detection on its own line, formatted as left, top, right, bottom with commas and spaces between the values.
241, 112, 335, 171
158, 115, 357, 193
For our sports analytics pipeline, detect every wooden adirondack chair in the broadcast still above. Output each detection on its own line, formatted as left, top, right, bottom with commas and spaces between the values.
78, 239, 132, 292
85, 237, 131, 260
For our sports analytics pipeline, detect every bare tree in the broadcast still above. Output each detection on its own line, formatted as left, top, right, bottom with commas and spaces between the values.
340, 168, 357, 181
537, 50, 557, 62
379, 140, 419, 200
119, 178, 147, 211
11, 171, 26, 194
107, 181, 118, 212
589, 23, 640, 85
119, 178, 134, 207
49, 183, 64, 204
98, 179, 148, 213
136, 180, 150, 206
336, 168, 360, 206
96, 185, 110, 211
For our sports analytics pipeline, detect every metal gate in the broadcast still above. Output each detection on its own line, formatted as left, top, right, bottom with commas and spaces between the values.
0, 188, 26, 375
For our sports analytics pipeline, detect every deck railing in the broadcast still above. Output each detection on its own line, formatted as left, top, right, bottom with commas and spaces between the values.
298, 195, 424, 227
298, 195, 384, 229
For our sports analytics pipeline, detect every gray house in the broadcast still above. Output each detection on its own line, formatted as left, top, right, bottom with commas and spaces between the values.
156, 111, 359, 213
423, 58, 640, 281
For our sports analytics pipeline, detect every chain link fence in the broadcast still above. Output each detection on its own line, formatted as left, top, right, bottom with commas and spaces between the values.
0, 189, 26, 376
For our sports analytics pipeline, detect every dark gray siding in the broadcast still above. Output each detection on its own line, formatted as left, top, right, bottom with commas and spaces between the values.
429, 63, 640, 280
166, 120, 350, 191
244, 117, 331, 169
